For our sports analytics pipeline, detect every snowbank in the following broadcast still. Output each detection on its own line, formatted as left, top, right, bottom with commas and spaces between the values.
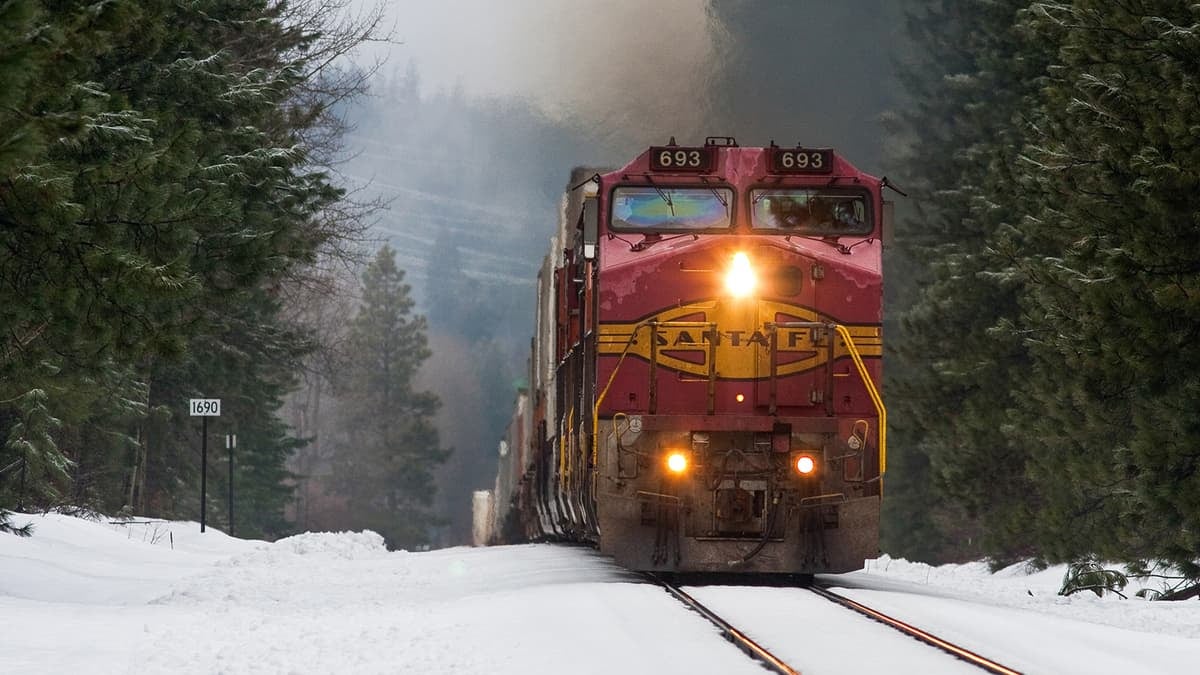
850, 555, 1200, 640
3, 512, 1198, 674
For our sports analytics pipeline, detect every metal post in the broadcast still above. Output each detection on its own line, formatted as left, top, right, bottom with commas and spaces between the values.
824, 323, 836, 416
768, 323, 778, 415
649, 321, 658, 414
227, 434, 235, 537
707, 321, 717, 415
200, 415, 207, 533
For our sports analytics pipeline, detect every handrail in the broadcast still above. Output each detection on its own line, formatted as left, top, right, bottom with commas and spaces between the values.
593, 323, 651, 467
649, 321, 658, 413
766, 321, 886, 483
766, 321, 833, 415
566, 407, 575, 492
833, 324, 886, 479
592, 320, 717, 465
559, 409, 569, 488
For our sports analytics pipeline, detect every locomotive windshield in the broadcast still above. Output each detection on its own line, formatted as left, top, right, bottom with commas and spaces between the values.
611, 186, 733, 231
751, 189, 871, 235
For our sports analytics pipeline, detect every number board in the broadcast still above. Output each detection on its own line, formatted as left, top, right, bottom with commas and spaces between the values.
772, 148, 833, 174
649, 146, 714, 172
189, 398, 221, 417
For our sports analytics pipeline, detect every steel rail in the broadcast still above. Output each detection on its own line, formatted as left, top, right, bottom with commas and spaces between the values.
810, 585, 1023, 675
645, 574, 801, 675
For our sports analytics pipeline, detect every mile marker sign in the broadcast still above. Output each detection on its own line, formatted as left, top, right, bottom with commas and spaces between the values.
190, 398, 220, 532
189, 398, 221, 416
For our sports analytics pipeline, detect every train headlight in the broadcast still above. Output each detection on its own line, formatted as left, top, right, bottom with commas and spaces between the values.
666, 452, 689, 474
795, 455, 816, 475
725, 251, 756, 297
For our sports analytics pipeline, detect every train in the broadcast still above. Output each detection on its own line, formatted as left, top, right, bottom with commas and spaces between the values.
473, 137, 887, 574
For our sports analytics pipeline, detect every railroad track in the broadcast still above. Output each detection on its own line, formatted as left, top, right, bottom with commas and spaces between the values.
645, 574, 1022, 675
648, 577, 800, 675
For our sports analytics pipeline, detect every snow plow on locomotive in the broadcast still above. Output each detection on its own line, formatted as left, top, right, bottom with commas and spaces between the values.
477, 138, 887, 574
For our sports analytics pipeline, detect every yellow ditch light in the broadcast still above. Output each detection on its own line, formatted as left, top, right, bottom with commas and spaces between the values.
794, 454, 816, 476
666, 452, 689, 474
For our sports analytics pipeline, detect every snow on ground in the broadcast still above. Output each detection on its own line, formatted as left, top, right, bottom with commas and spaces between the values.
2, 512, 1199, 674
0, 512, 762, 675
824, 556, 1200, 674
849, 555, 1200, 638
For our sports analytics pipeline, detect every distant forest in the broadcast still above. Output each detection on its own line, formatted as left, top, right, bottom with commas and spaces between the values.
3, 0, 1198, 591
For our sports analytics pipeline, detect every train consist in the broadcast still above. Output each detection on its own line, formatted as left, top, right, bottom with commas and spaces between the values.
474, 138, 887, 574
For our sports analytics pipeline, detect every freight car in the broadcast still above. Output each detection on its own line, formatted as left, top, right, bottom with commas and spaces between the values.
477, 137, 888, 574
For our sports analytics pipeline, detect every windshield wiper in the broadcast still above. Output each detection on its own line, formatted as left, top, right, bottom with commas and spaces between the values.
708, 187, 728, 214
785, 234, 856, 255
641, 174, 676, 216
698, 180, 727, 207
630, 232, 699, 252
651, 185, 675, 216
697, 176, 729, 214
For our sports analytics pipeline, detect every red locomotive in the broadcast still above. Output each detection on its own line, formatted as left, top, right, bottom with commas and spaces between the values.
476, 137, 887, 574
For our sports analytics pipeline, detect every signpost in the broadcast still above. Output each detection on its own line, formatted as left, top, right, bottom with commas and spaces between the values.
189, 399, 221, 532
226, 433, 237, 536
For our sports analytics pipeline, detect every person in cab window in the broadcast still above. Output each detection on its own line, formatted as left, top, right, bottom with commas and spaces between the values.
767, 195, 807, 229
808, 197, 835, 231
833, 200, 865, 230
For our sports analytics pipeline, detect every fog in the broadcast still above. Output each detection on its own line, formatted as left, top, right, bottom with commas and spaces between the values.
362, 0, 715, 143
332, 0, 906, 544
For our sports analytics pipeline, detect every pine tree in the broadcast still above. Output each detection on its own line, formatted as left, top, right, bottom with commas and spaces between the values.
1, 0, 379, 531
885, 0, 1056, 562
1007, 1, 1200, 573
890, 0, 1200, 576
331, 245, 449, 549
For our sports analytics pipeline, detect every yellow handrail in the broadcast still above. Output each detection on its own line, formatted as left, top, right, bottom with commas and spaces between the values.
558, 412, 568, 485
566, 407, 575, 492
833, 324, 886, 479
592, 323, 650, 467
